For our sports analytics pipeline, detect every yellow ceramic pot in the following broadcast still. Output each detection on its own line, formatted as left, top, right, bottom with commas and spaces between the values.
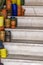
11, 0, 17, 4
0, 16, 4, 27
1, 48, 8, 58
17, 0, 21, 5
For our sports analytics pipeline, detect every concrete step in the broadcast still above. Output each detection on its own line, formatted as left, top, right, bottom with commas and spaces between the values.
16, 17, 43, 29
3, 42, 43, 57
5, 29, 43, 41
22, 6, 43, 16
7, 17, 43, 29
1, 59, 43, 65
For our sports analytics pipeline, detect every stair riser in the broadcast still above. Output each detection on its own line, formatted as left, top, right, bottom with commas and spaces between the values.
25, 0, 43, 5
17, 17, 43, 28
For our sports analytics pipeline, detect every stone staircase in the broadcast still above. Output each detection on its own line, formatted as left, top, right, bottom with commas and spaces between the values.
1, 0, 43, 65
